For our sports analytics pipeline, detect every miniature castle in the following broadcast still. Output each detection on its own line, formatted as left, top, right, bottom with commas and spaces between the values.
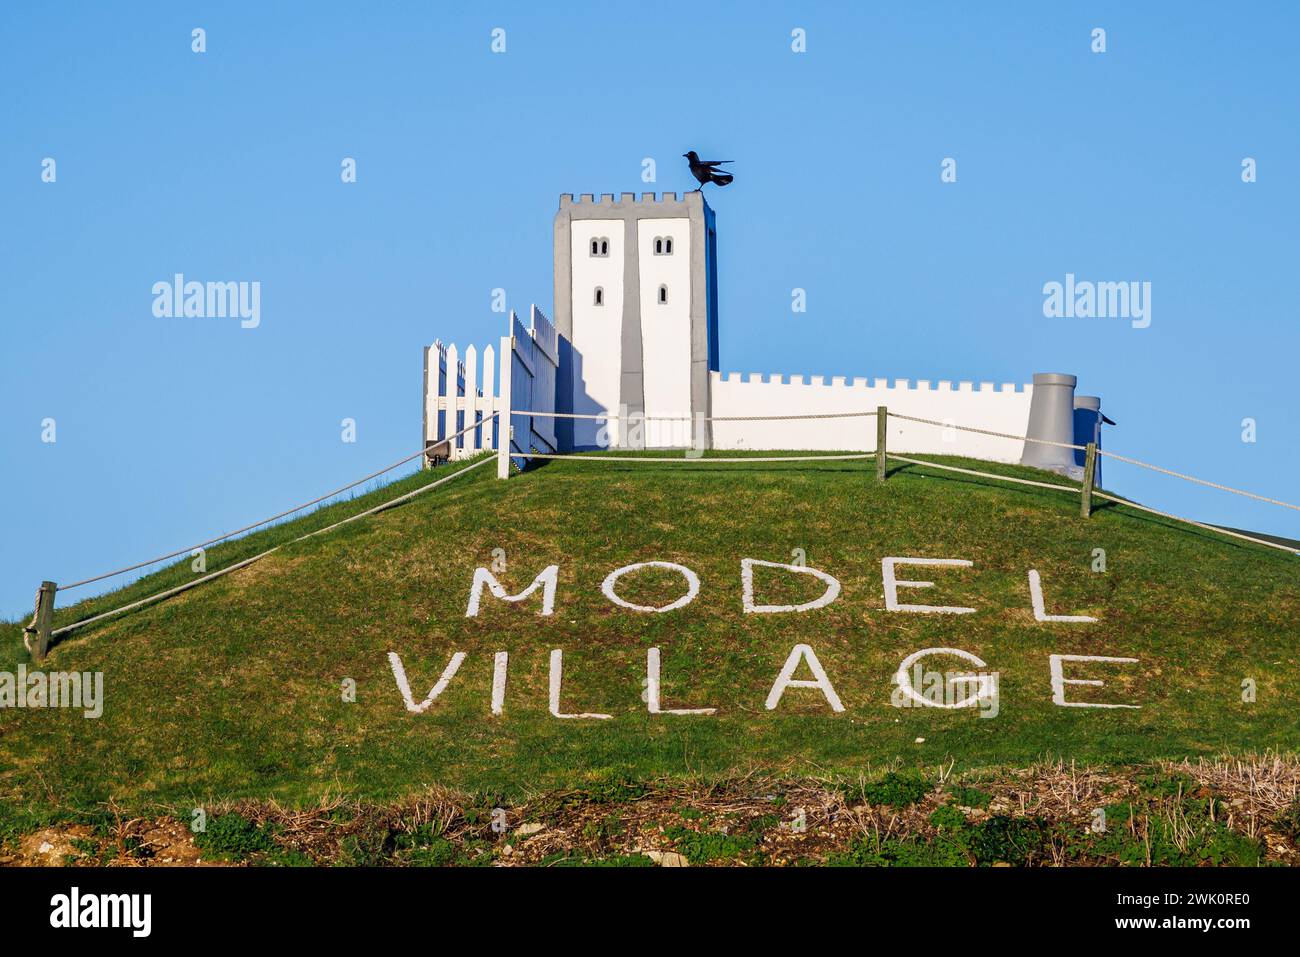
424, 192, 1106, 480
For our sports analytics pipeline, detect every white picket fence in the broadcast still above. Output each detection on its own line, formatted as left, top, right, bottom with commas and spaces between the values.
423, 306, 558, 475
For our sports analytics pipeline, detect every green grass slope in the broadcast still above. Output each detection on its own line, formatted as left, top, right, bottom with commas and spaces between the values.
2, 452, 1297, 815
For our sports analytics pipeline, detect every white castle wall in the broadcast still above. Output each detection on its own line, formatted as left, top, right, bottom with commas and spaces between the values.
709, 373, 1035, 462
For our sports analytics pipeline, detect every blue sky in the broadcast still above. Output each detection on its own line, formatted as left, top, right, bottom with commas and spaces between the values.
2, 1, 1298, 617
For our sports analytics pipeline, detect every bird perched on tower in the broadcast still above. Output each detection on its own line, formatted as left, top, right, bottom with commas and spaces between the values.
683, 151, 734, 190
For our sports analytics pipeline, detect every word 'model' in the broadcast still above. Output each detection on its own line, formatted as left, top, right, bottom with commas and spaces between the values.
462, 558, 1099, 622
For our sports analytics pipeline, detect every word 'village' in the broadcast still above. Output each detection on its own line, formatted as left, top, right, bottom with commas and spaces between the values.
386, 557, 1142, 718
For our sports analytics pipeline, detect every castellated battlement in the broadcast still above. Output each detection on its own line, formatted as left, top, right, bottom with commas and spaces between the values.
719, 372, 1028, 393
558, 191, 703, 210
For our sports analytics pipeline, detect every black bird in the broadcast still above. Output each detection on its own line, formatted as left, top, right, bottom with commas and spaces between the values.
683, 151, 734, 190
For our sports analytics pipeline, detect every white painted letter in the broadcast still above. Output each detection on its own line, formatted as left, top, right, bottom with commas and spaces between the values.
387, 651, 466, 714
601, 561, 699, 613
1049, 654, 1139, 709
893, 648, 992, 710
742, 558, 841, 614
882, 557, 975, 615
765, 644, 844, 712
549, 649, 611, 719
1027, 569, 1097, 623
465, 564, 558, 616
646, 647, 716, 715
491, 651, 508, 715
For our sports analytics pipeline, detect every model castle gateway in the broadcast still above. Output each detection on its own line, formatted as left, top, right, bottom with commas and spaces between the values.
424, 191, 1106, 479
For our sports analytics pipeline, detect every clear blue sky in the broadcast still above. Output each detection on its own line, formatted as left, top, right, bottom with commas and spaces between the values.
3, 1, 1298, 618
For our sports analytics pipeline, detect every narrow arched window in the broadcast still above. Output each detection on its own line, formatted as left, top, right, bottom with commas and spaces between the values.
664, 237, 673, 254
590, 239, 599, 256
600, 238, 609, 255
594, 287, 603, 306
658, 284, 668, 304
654, 237, 663, 254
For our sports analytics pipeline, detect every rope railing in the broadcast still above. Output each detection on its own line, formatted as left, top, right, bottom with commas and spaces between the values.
888, 410, 1300, 513
23, 401, 1299, 659
523, 409, 879, 423
1088, 491, 1296, 553
511, 406, 1300, 516
887, 454, 1084, 495
1094, 448, 1300, 513
885, 411, 1086, 451
29, 454, 493, 648
58, 415, 492, 592
504, 405, 1299, 557
523, 452, 877, 464
889, 456, 1298, 557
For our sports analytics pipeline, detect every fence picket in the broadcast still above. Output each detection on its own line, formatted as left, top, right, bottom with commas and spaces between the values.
481, 344, 496, 451
445, 343, 460, 457
464, 345, 479, 455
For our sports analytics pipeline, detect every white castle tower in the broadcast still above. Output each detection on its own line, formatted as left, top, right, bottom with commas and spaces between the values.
552, 192, 719, 450
424, 189, 1104, 479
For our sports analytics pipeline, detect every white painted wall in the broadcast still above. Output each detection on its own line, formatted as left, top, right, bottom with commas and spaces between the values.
710, 373, 1035, 462
556, 205, 1036, 461
570, 220, 623, 446
637, 218, 692, 447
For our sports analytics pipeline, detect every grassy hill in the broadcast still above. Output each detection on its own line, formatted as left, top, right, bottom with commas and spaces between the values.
2, 451, 1298, 864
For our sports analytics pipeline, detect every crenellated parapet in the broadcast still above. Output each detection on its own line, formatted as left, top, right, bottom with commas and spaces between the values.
716, 371, 1029, 393
558, 191, 697, 209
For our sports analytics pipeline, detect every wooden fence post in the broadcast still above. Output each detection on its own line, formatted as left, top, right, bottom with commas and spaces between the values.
876, 406, 888, 483
1080, 442, 1098, 518
24, 581, 56, 661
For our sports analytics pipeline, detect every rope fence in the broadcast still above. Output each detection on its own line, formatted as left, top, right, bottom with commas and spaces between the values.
523, 452, 877, 464
887, 454, 1083, 496
506, 407, 1300, 559
890, 456, 1299, 556
524, 409, 880, 423
23, 455, 494, 654
507, 404, 1300, 550
59, 415, 490, 592
21, 402, 1298, 659
22, 415, 497, 658
1090, 490, 1296, 554
886, 411, 1085, 451
1095, 449, 1300, 513
891, 410, 1300, 514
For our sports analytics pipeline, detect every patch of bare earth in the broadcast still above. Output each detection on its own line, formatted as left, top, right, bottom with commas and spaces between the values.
3, 756, 1297, 866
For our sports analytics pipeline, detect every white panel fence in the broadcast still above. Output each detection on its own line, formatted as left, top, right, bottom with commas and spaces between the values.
423, 306, 559, 476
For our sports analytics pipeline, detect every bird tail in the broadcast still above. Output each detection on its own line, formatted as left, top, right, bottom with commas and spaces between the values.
710, 172, 734, 186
